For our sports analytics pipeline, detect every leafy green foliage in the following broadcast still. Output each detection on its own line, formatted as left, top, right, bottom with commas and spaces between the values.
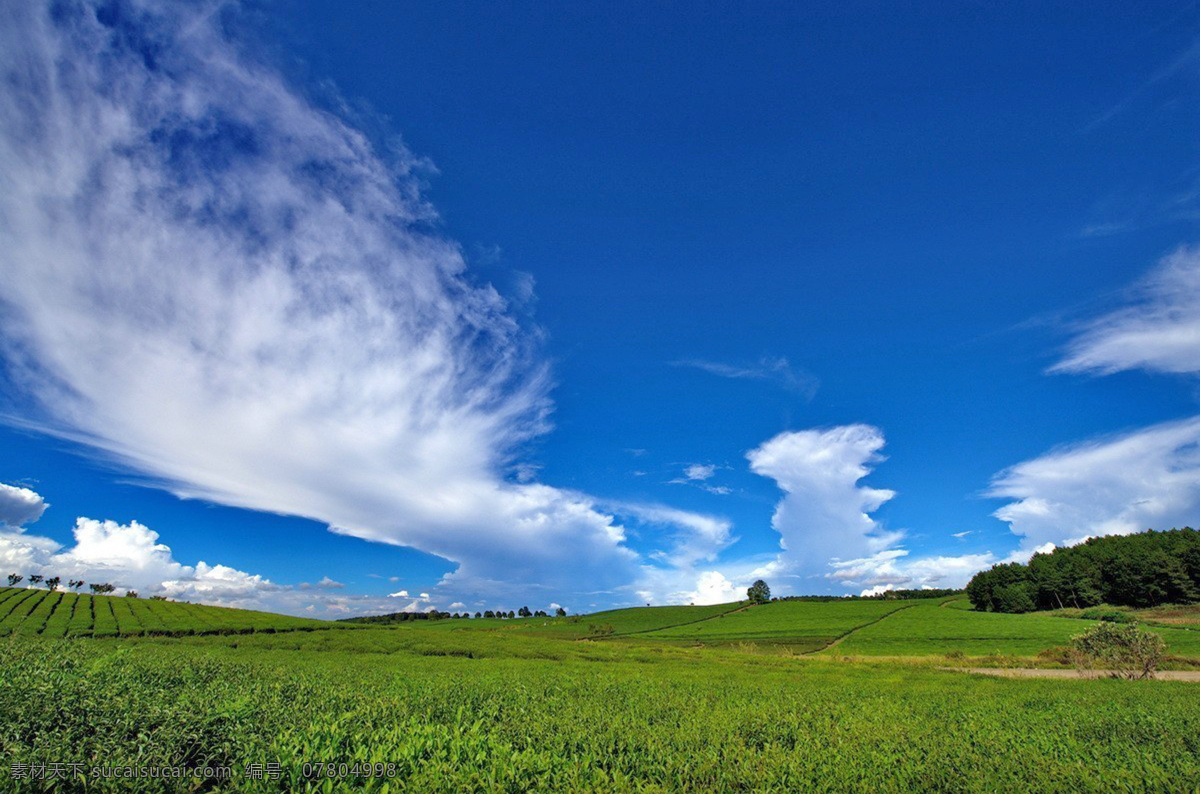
746, 579, 771, 604
3, 631, 1200, 792
967, 528, 1200, 612
1070, 622, 1168, 680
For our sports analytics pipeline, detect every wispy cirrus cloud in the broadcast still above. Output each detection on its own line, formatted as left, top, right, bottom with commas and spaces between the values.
671, 356, 819, 397
0, 1, 730, 606
1051, 247, 1200, 376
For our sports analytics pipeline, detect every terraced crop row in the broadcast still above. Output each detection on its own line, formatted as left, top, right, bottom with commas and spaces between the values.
0, 587, 337, 637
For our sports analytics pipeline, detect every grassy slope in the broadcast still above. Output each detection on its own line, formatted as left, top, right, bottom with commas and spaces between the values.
3, 630, 1200, 793
639, 599, 914, 650
828, 600, 1200, 657
416, 602, 746, 639
0, 587, 334, 637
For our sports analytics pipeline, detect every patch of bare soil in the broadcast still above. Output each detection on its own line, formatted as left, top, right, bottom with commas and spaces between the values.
943, 667, 1200, 681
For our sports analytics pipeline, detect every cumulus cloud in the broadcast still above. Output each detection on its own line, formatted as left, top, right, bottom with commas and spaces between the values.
0, 0, 672, 604
388, 590, 410, 598
671, 356, 819, 397
745, 425, 1005, 593
747, 425, 902, 573
0, 483, 48, 528
987, 416, 1200, 552
0, 501, 418, 617
1052, 247, 1200, 375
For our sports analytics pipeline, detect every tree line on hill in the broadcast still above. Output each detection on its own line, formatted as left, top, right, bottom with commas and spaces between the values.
771, 588, 961, 603
343, 606, 568, 624
966, 528, 1200, 613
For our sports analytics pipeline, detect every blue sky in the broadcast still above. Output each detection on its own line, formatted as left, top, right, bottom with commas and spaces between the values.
1, 1, 1198, 616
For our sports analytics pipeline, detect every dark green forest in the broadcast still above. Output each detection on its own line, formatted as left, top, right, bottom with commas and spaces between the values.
966, 528, 1200, 613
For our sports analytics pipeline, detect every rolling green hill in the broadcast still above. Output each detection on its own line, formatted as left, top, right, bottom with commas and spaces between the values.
412, 602, 748, 639
0, 586, 335, 637
824, 599, 1200, 658
638, 598, 917, 651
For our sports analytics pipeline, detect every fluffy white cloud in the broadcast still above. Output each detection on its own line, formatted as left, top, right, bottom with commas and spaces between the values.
747, 425, 902, 573
0, 504, 421, 617
1052, 246, 1200, 375
683, 464, 716, 481
0, 0, 669, 605
831, 550, 999, 590
0, 484, 48, 528
988, 416, 1200, 552
684, 571, 744, 605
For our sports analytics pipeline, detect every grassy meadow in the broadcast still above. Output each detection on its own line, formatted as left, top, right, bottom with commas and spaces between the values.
3, 592, 1200, 792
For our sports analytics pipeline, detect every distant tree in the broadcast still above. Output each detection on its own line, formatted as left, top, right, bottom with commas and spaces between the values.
534, 610, 547, 617
125, 590, 139, 598
555, 607, 567, 617
474, 612, 482, 619
150, 595, 167, 601
90, 583, 114, 594
69, 579, 85, 591
518, 606, 532, 618
483, 610, 495, 619
747, 579, 771, 604
7, 574, 22, 587
507, 610, 515, 619
45, 576, 61, 591
29, 574, 44, 586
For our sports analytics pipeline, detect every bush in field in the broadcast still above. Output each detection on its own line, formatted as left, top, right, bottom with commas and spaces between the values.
747, 580, 771, 605
1070, 622, 1167, 680
125, 590, 140, 598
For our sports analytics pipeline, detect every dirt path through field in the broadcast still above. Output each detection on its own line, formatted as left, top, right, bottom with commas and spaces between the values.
945, 667, 1200, 682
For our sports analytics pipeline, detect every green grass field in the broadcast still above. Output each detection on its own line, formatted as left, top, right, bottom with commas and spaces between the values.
0, 587, 336, 637
639, 599, 915, 650
416, 602, 746, 639
4, 595, 1200, 792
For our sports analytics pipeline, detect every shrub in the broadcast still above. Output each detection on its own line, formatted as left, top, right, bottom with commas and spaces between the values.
1070, 622, 1167, 680
1079, 606, 1133, 623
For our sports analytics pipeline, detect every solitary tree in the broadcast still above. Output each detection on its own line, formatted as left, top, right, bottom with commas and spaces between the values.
45, 576, 61, 591
7, 574, 22, 587
555, 607, 567, 617
507, 610, 515, 619
474, 612, 481, 619
747, 579, 771, 604
29, 574, 44, 587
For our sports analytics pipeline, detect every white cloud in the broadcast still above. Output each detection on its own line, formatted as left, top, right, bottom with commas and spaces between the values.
388, 590, 410, 598
747, 425, 902, 574
683, 464, 716, 481
987, 416, 1200, 553
671, 356, 819, 397
685, 571, 744, 605
419, 592, 430, 600
449, 602, 465, 609
0, 0, 654, 605
951, 530, 973, 539
831, 549, 999, 590
1052, 246, 1200, 375
0, 483, 48, 528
